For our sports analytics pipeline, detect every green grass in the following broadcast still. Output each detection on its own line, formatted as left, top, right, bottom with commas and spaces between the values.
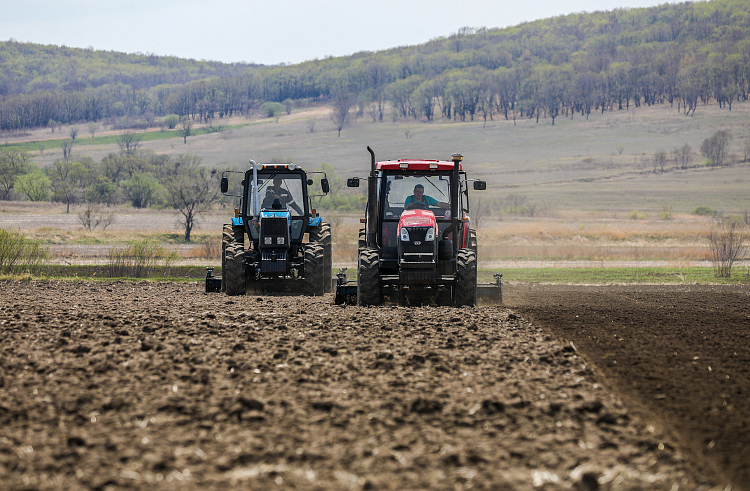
6, 124, 249, 153
7, 265, 750, 286
480, 266, 750, 284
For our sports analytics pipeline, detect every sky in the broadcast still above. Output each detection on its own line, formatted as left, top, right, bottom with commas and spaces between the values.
2, 0, 676, 66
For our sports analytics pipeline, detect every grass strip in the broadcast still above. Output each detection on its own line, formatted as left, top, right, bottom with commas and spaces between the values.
7, 265, 750, 285
480, 266, 750, 285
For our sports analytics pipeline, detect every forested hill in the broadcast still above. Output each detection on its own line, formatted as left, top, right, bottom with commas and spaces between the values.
2, 0, 749, 131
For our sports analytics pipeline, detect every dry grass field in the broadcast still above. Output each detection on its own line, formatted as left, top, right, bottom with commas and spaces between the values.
2, 100, 749, 267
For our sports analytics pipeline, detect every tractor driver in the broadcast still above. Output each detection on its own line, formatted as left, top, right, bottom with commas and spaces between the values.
262, 177, 303, 214
404, 184, 449, 210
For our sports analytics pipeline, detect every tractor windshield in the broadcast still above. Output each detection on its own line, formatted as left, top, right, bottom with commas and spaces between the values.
383, 174, 452, 220
248, 172, 305, 217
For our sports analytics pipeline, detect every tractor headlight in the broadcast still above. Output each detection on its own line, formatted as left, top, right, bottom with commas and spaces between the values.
400, 227, 410, 242
425, 228, 435, 241
264, 237, 273, 245
276, 237, 285, 245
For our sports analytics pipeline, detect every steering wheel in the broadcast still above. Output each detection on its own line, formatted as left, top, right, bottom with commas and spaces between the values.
409, 201, 428, 210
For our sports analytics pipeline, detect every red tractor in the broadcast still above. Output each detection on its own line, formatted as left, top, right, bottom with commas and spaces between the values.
337, 147, 500, 306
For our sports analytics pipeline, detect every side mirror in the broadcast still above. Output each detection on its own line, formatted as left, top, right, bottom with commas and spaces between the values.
220, 177, 229, 193
307, 178, 313, 185
473, 180, 486, 191
321, 178, 330, 194
347, 178, 360, 188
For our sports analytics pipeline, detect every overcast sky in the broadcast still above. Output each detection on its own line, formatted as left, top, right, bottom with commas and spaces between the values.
3, 0, 675, 66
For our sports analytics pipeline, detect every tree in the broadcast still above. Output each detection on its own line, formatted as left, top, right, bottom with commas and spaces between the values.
69, 125, 80, 141
164, 114, 179, 130
61, 141, 73, 161
48, 160, 91, 213
87, 121, 100, 138
306, 118, 317, 133
701, 130, 732, 168
16, 172, 50, 202
283, 98, 295, 115
708, 217, 745, 278
162, 158, 219, 241
117, 131, 142, 155
122, 173, 161, 208
0, 148, 33, 200
177, 119, 193, 144
673, 143, 692, 169
743, 135, 750, 162
330, 90, 357, 137
260, 101, 285, 121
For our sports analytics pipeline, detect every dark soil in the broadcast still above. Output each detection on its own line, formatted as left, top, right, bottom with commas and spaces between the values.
506, 283, 750, 491
0, 280, 745, 490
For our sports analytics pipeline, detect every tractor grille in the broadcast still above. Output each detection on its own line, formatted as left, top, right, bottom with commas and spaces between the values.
401, 227, 433, 254
261, 217, 288, 238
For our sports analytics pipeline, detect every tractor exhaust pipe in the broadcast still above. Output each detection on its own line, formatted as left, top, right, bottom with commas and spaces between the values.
366, 146, 377, 248
250, 160, 260, 217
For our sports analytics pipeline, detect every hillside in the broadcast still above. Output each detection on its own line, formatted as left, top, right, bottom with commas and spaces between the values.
1, 0, 750, 132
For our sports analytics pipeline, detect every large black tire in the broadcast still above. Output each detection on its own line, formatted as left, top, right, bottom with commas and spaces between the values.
222, 224, 244, 292
309, 223, 332, 293
357, 247, 381, 307
224, 242, 246, 296
357, 228, 366, 254
221, 224, 231, 292
454, 249, 477, 307
301, 243, 325, 296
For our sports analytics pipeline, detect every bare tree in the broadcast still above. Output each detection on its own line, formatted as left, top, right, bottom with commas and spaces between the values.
701, 130, 732, 168
177, 119, 193, 144
306, 118, 317, 133
117, 131, 142, 155
77, 204, 115, 231
743, 135, 750, 163
673, 143, 692, 169
60, 141, 73, 161
69, 125, 80, 141
330, 90, 357, 137
87, 121, 100, 138
708, 217, 746, 278
163, 159, 219, 241
654, 148, 668, 172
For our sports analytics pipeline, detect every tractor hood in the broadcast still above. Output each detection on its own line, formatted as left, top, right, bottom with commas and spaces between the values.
398, 209, 436, 233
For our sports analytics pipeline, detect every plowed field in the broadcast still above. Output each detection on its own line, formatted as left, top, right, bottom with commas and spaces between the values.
0, 281, 747, 490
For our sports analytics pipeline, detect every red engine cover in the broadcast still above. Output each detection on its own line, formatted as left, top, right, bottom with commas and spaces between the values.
398, 209, 436, 235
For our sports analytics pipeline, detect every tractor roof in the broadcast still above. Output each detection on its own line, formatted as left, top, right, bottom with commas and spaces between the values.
375, 159, 463, 171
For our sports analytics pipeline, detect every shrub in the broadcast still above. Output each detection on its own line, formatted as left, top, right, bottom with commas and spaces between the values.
628, 210, 646, 220
107, 240, 179, 278
708, 218, 746, 278
659, 204, 673, 220
0, 228, 49, 274
691, 206, 717, 217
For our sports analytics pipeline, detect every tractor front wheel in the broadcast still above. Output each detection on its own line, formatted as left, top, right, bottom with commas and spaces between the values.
301, 243, 325, 296
357, 247, 381, 306
454, 249, 477, 307
224, 242, 246, 296
309, 223, 332, 293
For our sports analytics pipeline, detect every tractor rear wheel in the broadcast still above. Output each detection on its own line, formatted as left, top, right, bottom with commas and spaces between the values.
309, 223, 332, 293
469, 228, 478, 256
454, 249, 477, 307
224, 242, 246, 296
301, 243, 325, 296
221, 224, 232, 292
357, 228, 366, 254
357, 247, 381, 306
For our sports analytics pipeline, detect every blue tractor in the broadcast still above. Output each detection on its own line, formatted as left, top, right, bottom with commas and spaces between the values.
214, 161, 332, 296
